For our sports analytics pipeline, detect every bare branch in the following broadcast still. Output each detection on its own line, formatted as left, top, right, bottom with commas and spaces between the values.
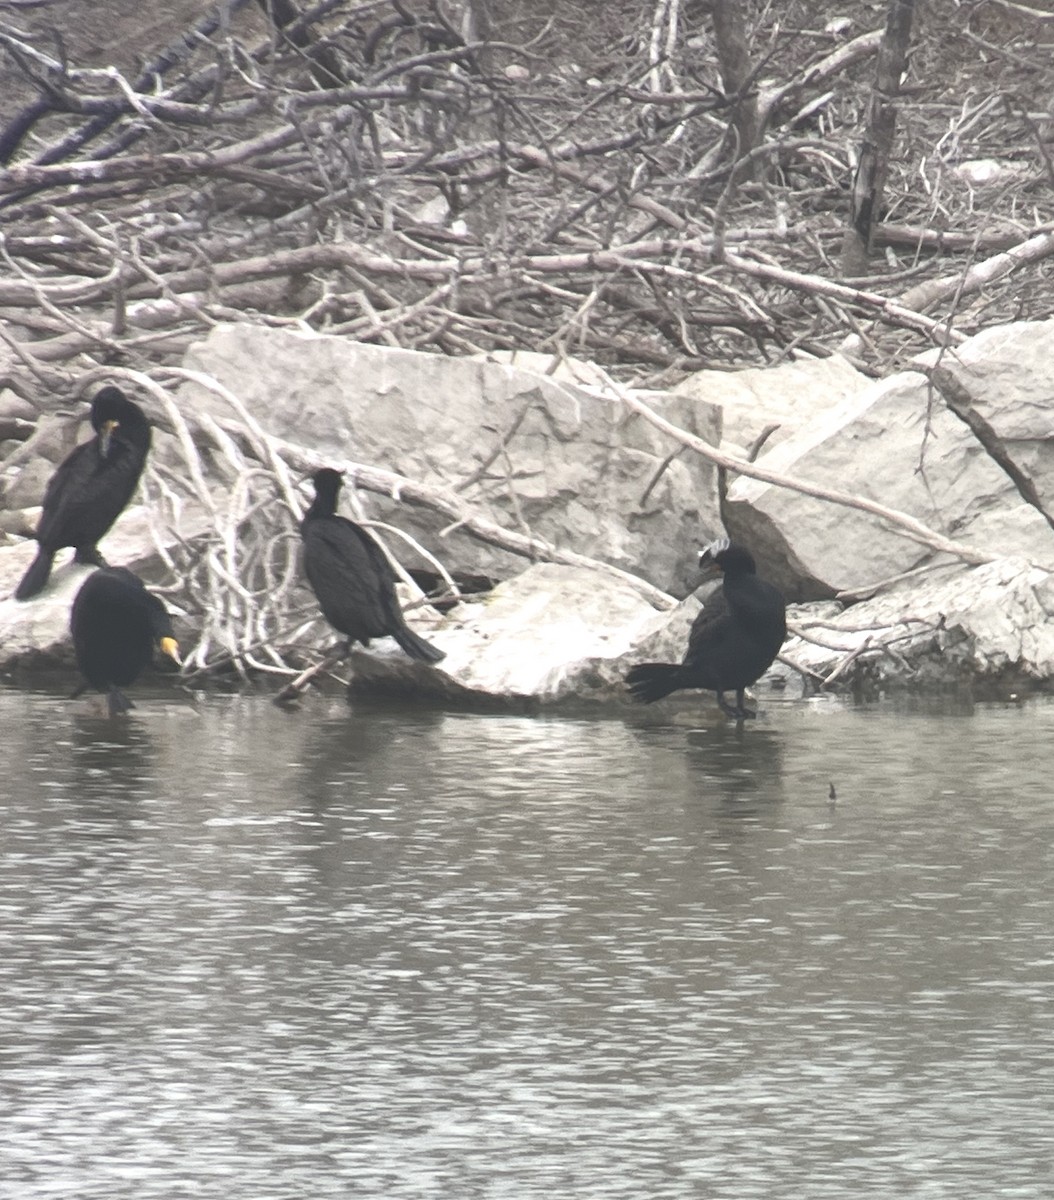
601, 377, 995, 567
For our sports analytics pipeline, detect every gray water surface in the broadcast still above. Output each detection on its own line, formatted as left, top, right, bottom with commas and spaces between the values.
2, 688, 1053, 1198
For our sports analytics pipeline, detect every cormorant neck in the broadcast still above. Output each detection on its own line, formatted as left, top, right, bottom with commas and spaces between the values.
307, 475, 342, 519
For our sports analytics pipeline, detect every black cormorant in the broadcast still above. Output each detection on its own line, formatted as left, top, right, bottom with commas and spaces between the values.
626, 538, 786, 719
70, 567, 181, 717
15, 386, 152, 601
301, 468, 444, 663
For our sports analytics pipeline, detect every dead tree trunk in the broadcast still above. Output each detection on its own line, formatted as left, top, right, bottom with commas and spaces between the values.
841, 0, 917, 275
711, 0, 760, 180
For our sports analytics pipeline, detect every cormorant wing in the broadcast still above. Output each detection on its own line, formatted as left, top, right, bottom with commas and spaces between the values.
35, 441, 101, 545
303, 515, 404, 622
685, 584, 732, 662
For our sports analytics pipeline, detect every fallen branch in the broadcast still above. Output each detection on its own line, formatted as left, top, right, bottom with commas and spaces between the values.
758, 29, 884, 130
719, 248, 967, 344
603, 379, 994, 567
899, 229, 1054, 312
273, 644, 350, 705
822, 636, 874, 686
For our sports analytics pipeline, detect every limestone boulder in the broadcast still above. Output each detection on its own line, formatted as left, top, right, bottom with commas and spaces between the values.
724, 321, 1054, 601
334, 561, 699, 708
783, 556, 1054, 692
180, 325, 723, 596
672, 351, 870, 455
916, 320, 1054, 516
469, 347, 616, 390
341, 561, 792, 713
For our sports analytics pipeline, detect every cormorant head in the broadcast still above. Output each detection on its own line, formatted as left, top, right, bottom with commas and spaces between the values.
90, 386, 140, 457
90, 386, 131, 425
310, 468, 344, 505
145, 587, 182, 667
312, 468, 343, 488
699, 537, 757, 575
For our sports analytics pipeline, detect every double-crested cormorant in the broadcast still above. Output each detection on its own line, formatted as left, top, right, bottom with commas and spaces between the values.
626, 537, 786, 719
301, 468, 445, 663
15, 386, 152, 601
70, 567, 181, 717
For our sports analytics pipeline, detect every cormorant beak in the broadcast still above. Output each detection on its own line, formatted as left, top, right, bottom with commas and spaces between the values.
159, 636, 182, 666
699, 552, 724, 573
99, 418, 119, 457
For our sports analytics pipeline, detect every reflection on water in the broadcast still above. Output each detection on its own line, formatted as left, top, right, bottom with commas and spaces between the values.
2, 688, 1054, 1198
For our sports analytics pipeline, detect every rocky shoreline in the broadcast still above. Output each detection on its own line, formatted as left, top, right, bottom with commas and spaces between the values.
2, 318, 1052, 709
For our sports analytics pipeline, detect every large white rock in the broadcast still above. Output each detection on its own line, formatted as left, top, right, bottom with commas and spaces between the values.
673, 351, 870, 455
180, 325, 723, 595
341, 561, 698, 707
0, 563, 93, 667
724, 322, 1054, 600
917, 320, 1054, 515
784, 556, 1054, 689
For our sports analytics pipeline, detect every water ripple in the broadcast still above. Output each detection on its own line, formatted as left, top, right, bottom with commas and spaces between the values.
1, 692, 1054, 1197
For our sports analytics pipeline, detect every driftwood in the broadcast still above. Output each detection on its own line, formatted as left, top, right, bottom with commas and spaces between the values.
0, 0, 1047, 398
900, 231, 1054, 313
272, 645, 351, 704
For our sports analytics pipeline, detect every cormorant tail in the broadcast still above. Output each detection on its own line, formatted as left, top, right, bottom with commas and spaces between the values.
392, 624, 445, 663
14, 549, 55, 601
625, 662, 686, 704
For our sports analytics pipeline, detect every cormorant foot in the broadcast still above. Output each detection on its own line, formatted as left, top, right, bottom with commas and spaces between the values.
717, 690, 757, 721
74, 545, 109, 567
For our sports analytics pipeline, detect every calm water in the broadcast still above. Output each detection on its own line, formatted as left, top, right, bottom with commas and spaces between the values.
1, 685, 1053, 1199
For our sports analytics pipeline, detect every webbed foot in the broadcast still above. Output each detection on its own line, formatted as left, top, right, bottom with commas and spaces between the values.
74, 545, 108, 567
717, 690, 756, 721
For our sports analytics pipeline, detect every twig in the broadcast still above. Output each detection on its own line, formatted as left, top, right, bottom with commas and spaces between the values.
822, 636, 874, 686
273, 644, 350, 705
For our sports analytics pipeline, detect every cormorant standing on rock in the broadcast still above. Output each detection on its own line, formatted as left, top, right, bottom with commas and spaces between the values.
70, 567, 181, 717
15, 386, 152, 600
301, 468, 445, 663
626, 537, 786, 719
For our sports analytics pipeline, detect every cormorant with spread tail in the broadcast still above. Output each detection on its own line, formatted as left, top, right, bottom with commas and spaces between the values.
626, 538, 786, 719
